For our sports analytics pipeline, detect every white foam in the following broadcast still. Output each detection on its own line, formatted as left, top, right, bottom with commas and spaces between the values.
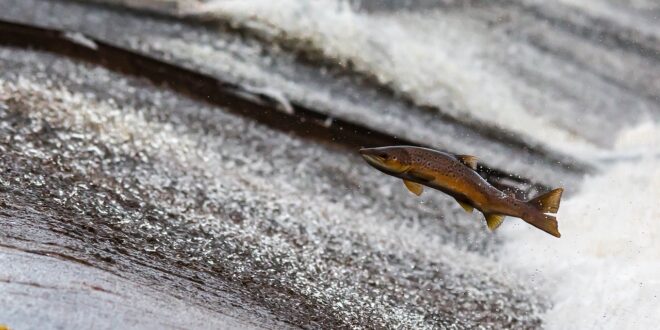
501, 122, 660, 329
543, 0, 660, 38
188, 0, 601, 155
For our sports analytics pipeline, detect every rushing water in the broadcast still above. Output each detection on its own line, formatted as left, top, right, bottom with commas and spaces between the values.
190, 0, 659, 153
503, 123, 660, 329
191, 0, 660, 328
1, 0, 658, 328
0, 47, 541, 328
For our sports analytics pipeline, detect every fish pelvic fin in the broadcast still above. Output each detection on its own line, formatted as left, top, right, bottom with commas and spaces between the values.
528, 188, 563, 214
403, 180, 423, 196
484, 213, 505, 231
457, 200, 474, 213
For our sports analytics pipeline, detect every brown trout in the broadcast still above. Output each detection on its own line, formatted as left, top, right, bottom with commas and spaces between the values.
360, 146, 563, 237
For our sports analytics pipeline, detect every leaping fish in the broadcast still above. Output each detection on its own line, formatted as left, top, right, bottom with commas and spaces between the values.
360, 146, 563, 237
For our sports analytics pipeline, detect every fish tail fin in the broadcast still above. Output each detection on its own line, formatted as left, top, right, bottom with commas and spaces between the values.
521, 213, 561, 238
527, 188, 563, 214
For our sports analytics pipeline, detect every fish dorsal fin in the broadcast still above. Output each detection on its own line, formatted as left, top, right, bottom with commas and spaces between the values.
528, 188, 563, 214
485, 214, 506, 231
456, 155, 478, 170
456, 200, 473, 213
407, 169, 434, 182
403, 180, 423, 196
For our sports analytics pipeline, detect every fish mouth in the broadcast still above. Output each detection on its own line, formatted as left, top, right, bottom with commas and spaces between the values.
359, 148, 386, 166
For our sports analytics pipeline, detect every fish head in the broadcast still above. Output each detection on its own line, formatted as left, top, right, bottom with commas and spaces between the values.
359, 146, 411, 174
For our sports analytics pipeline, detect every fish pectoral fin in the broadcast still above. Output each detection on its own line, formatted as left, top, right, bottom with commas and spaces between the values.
403, 180, 424, 196
456, 155, 478, 170
407, 170, 434, 182
485, 213, 506, 231
456, 200, 474, 213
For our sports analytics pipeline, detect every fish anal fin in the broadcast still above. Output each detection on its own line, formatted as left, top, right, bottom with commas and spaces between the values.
403, 180, 423, 196
456, 155, 478, 170
485, 214, 506, 231
528, 188, 563, 214
456, 200, 473, 213
407, 170, 434, 182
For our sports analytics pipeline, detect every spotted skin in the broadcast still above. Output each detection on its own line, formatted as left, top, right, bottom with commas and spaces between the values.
360, 146, 561, 237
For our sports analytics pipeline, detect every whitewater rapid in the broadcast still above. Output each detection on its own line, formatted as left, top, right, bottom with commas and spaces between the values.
502, 122, 660, 329
187, 0, 660, 327
188, 0, 657, 156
